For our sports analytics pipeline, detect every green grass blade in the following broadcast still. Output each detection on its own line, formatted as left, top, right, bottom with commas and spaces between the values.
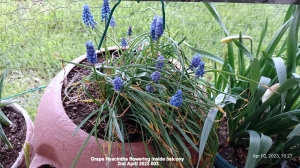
0, 70, 6, 101
249, 58, 260, 95
203, 2, 229, 36
196, 108, 218, 168
256, 18, 268, 57
187, 45, 224, 64
287, 123, 300, 139
286, 5, 300, 78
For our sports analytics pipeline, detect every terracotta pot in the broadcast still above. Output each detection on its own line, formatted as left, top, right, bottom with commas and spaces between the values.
30, 47, 153, 168
31, 47, 201, 168
5, 103, 35, 168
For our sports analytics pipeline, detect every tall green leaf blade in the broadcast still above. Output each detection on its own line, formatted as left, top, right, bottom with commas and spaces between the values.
112, 110, 124, 142
203, 2, 229, 36
249, 58, 261, 95
233, 39, 253, 61
196, 108, 218, 168
256, 18, 268, 57
0, 108, 12, 126
233, 130, 261, 168
187, 45, 224, 64
286, 5, 300, 78
264, 17, 291, 58
284, 5, 297, 23
0, 124, 12, 149
227, 42, 235, 74
287, 123, 300, 138
256, 133, 272, 164
272, 57, 287, 108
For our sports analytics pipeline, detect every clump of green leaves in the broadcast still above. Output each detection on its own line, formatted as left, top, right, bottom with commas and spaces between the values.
197, 3, 300, 168
0, 70, 14, 149
69, 2, 220, 168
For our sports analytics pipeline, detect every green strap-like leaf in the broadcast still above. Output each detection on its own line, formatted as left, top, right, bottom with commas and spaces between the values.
256, 133, 272, 164
286, 5, 300, 77
256, 18, 268, 57
272, 57, 287, 110
187, 45, 224, 64
196, 108, 218, 168
0, 124, 12, 150
203, 2, 229, 36
232, 130, 261, 168
287, 123, 300, 139
0, 108, 12, 126
249, 58, 261, 95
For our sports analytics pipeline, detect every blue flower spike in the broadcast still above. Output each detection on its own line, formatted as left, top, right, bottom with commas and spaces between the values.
113, 76, 123, 91
196, 61, 205, 78
151, 71, 161, 83
155, 16, 164, 40
145, 86, 154, 93
150, 16, 158, 41
190, 54, 202, 69
102, 0, 111, 22
109, 16, 116, 27
127, 26, 132, 36
170, 90, 183, 107
86, 41, 97, 64
82, 4, 97, 29
156, 55, 164, 69
121, 37, 128, 48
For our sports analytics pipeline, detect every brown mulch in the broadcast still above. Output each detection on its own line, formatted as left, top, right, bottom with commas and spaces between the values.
0, 106, 26, 168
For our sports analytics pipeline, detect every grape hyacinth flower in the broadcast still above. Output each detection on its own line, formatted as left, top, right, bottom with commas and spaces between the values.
155, 16, 164, 40
190, 54, 202, 69
109, 16, 116, 27
151, 71, 161, 83
145, 86, 154, 93
150, 16, 157, 41
86, 41, 97, 64
127, 26, 132, 36
82, 4, 97, 28
121, 37, 127, 48
156, 55, 164, 69
113, 76, 123, 91
150, 16, 164, 41
196, 61, 205, 77
102, 0, 111, 22
170, 90, 183, 107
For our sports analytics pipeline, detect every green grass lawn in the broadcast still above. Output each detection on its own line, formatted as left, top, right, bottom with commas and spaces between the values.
0, 0, 289, 119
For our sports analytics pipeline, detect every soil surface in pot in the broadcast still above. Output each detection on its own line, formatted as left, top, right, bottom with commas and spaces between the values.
0, 106, 26, 168
217, 119, 300, 168
62, 53, 143, 142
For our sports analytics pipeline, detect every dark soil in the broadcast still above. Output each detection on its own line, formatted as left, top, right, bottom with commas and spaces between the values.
217, 119, 300, 168
0, 106, 26, 168
61, 52, 143, 142
217, 119, 246, 168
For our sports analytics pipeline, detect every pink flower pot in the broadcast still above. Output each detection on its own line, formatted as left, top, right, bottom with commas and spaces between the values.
30, 47, 153, 168
6, 103, 35, 168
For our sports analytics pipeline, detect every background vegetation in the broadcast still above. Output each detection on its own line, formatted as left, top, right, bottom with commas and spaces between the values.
0, 0, 290, 119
